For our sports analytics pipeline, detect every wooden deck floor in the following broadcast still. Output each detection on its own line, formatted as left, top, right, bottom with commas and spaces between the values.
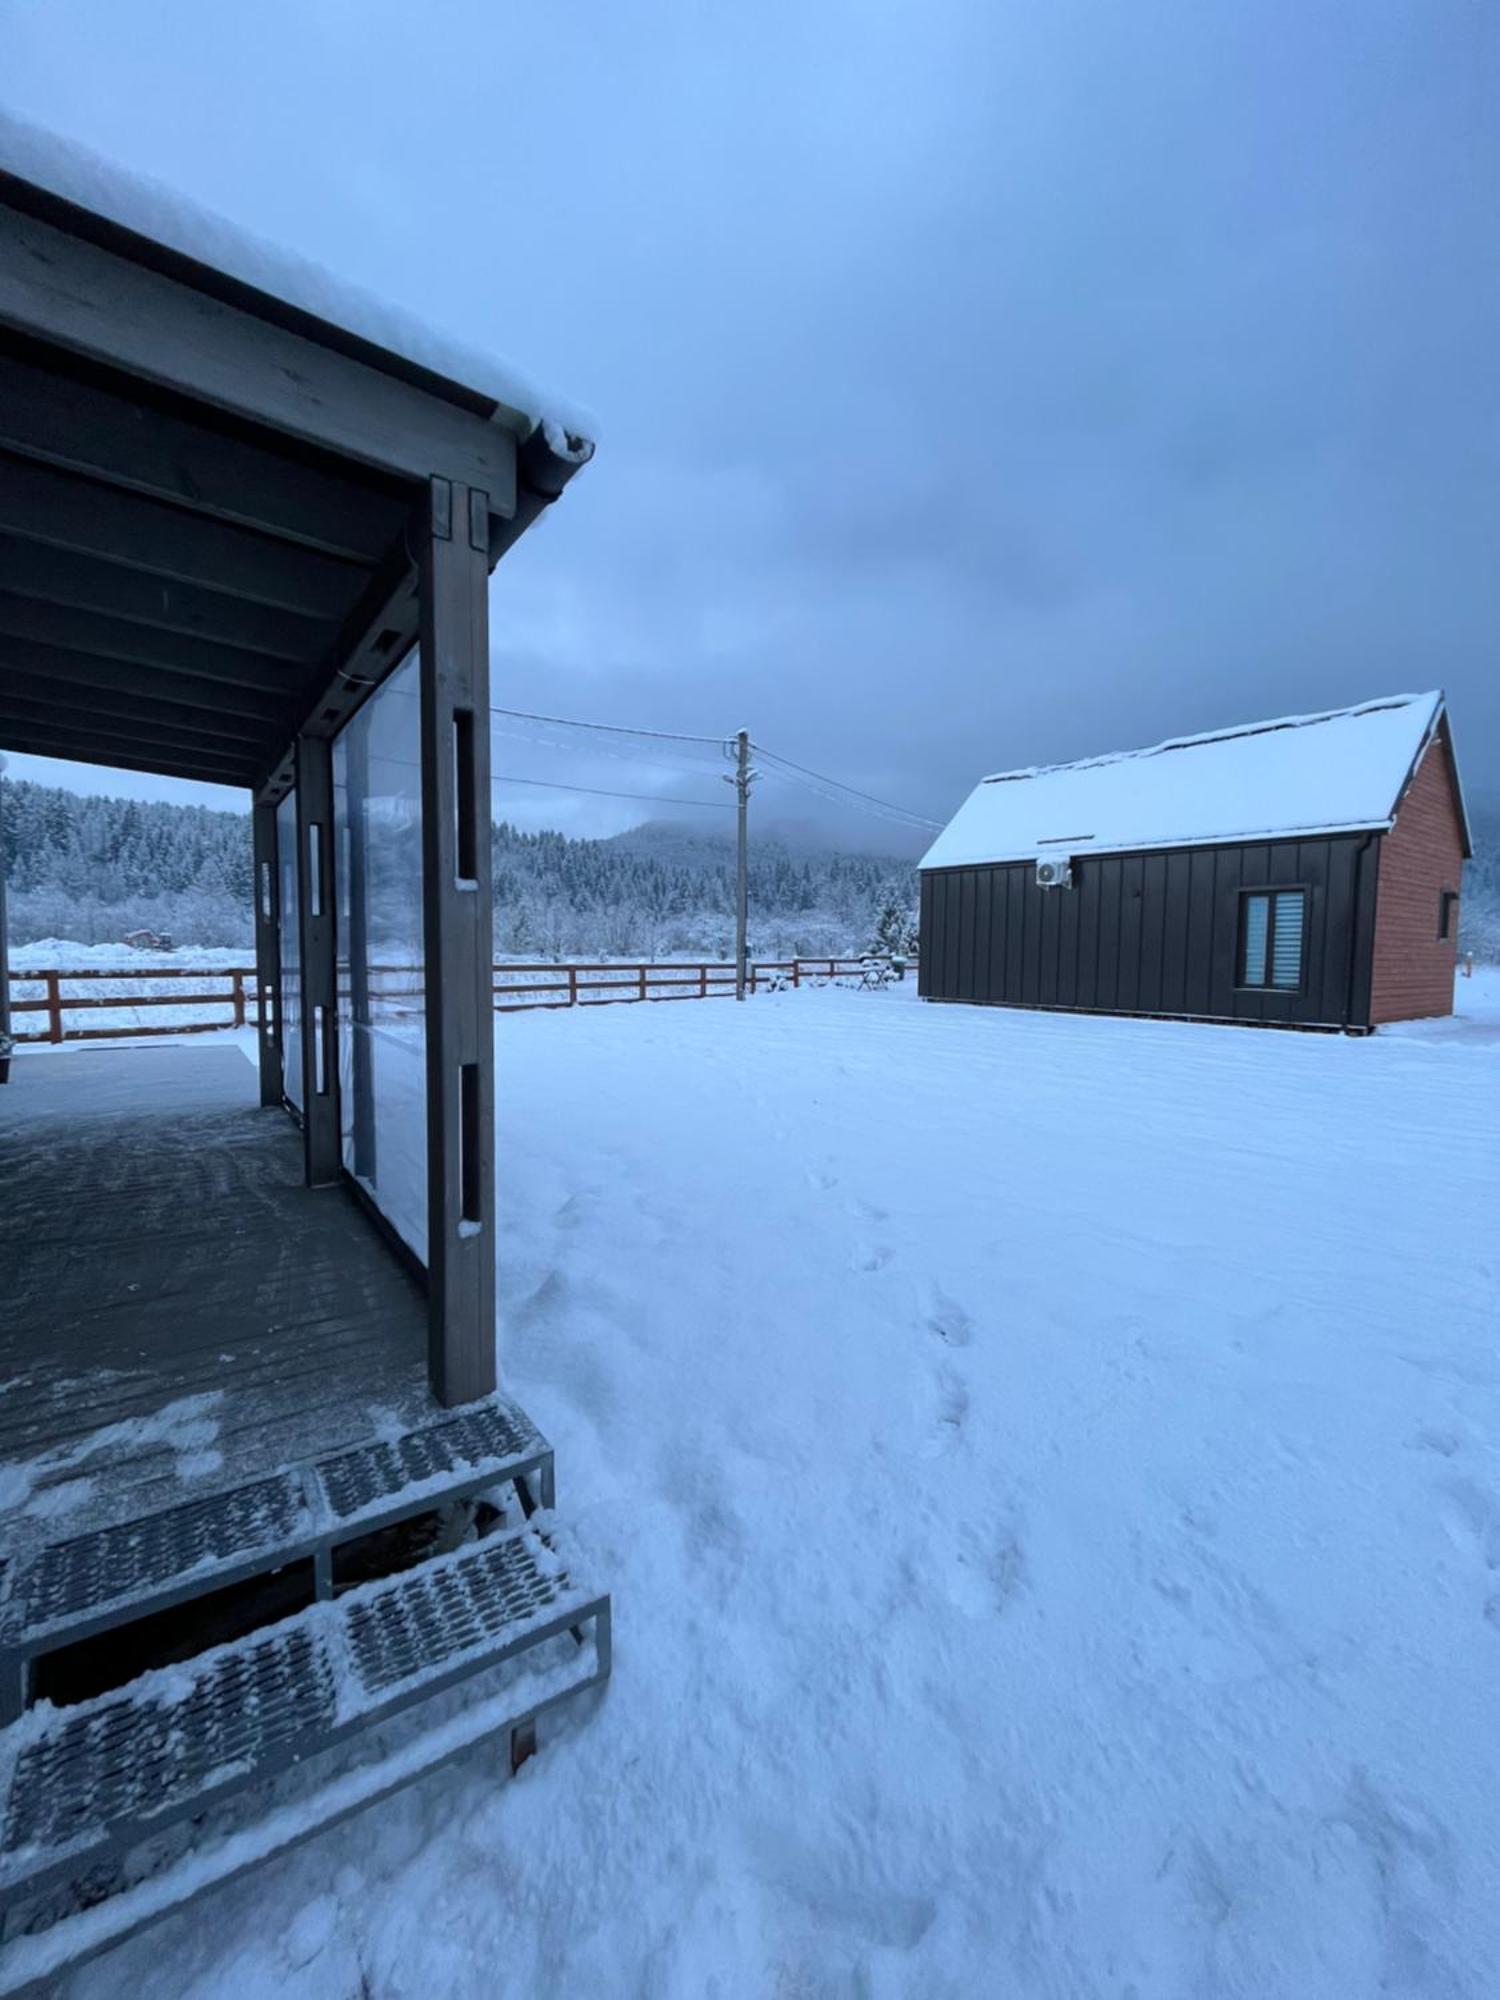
0, 1043, 433, 1554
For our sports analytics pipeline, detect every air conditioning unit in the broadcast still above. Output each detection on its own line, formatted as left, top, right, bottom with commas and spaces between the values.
1034, 856, 1073, 890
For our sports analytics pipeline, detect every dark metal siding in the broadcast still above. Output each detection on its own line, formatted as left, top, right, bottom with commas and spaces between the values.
920, 833, 1378, 1029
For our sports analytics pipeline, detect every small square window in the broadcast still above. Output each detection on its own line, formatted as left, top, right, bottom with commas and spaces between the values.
1439, 890, 1459, 941
1239, 888, 1306, 990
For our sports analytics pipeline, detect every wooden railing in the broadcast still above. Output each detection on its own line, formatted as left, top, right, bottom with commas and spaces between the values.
7, 959, 900, 1044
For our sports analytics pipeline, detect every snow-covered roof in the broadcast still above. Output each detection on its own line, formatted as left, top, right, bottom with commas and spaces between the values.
0, 107, 593, 447
920, 692, 1466, 871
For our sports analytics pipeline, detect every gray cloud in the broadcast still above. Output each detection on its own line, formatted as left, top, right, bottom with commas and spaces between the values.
7, 0, 1496, 840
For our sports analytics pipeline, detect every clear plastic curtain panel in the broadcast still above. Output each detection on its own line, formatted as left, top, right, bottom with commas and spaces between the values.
333, 651, 428, 1261
276, 789, 302, 1110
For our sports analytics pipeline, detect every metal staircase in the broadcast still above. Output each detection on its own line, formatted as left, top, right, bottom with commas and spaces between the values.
0, 1397, 608, 1995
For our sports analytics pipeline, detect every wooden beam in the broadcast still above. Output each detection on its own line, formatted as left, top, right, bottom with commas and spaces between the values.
0, 201, 519, 500
0, 455, 370, 619
252, 801, 283, 1107
0, 688, 269, 764
294, 735, 341, 1186
252, 544, 421, 804
0, 591, 311, 696
0, 723, 255, 786
0, 536, 332, 662
0, 345, 409, 563
2, 665, 274, 745
0, 632, 290, 723
419, 477, 496, 1406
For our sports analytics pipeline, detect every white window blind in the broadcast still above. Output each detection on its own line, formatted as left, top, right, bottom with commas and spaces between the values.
1271, 891, 1305, 988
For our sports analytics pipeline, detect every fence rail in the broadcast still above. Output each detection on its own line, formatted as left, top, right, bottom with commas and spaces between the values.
6, 959, 900, 1045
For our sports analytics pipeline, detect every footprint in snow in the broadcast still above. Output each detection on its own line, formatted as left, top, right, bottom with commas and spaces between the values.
925, 1286, 974, 1348
923, 1367, 969, 1457
948, 1517, 1026, 1617
852, 1242, 894, 1274
1438, 1479, 1500, 1571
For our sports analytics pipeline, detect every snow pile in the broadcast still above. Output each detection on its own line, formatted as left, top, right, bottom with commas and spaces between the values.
62, 971, 1500, 1998
0, 107, 595, 446
922, 691, 1452, 869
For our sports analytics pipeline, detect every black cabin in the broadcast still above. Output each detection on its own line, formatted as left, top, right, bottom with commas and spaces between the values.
919, 692, 1470, 1033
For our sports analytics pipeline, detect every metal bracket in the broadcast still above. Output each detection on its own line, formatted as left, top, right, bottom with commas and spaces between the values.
430, 476, 453, 541
468, 487, 489, 554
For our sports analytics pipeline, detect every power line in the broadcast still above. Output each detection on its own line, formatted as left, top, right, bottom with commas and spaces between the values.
493, 773, 731, 809
752, 743, 943, 830
490, 704, 723, 747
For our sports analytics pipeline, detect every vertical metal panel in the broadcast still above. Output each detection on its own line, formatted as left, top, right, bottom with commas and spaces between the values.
1038, 878, 1060, 1004
1347, 835, 1381, 1029
942, 870, 961, 995
1004, 865, 1024, 998
1301, 840, 1336, 1024
1160, 851, 1192, 1013
918, 874, 935, 997
987, 867, 1008, 997
1019, 871, 1041, 1004
251, 800, 282, 1108
419, 478, 497, 1407
1073, 859, 1098, 1009
1115, 856, 1144, 1011
1095, 857, 1121, 1011
973, 869, 993, 1004
1184, 848, 1215, 1016
1057, 866, 1080, 1000
1207, 844, 1241, 1015
1137, 853, 1166, 1013
294, 735, 340, 1185
957, 871, 976, 1001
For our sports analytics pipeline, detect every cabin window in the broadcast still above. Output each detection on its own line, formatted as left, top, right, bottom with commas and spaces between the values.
1439, 889, 1459, 941
1239, 888, 1306, 991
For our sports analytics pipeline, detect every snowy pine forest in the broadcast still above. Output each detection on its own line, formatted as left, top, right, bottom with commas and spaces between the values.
0, 778, 922, 960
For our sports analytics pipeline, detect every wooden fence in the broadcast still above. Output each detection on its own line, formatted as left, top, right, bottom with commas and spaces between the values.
6, 959, 899, 1045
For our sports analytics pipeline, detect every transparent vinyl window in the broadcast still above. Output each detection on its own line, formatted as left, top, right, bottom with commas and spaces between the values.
333, 652, 428, 1260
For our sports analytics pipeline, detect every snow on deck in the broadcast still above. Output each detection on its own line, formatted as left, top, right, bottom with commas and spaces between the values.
66, 975, 1500, 1998
921, 690, 1449, 868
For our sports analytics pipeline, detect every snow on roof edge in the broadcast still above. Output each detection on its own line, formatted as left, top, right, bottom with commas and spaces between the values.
0, 106, 597, 449
973, 692, 1443, 790
918, 691, 1455, 872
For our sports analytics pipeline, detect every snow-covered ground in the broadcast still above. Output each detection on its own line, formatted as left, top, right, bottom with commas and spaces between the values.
61, 971, 1500, 1998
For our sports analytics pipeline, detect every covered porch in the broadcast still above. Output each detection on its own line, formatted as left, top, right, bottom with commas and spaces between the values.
0, 124, 609, 1985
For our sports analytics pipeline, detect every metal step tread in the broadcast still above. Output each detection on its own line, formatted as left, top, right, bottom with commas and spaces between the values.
3, 1395, 552, 1656
0, 1517, 608, 1900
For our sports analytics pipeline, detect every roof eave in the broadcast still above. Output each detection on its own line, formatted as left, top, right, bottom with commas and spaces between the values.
918, 819, 1396, 871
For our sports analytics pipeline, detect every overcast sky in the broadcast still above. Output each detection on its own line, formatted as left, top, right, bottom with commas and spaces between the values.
4, 0, 1496, 845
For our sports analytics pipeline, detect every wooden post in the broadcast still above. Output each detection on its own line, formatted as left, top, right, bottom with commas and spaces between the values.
231, 970, 246, 1029
639, 964, 647, 1002
47, 971, 63, 1044
419, 478, 497, 1408
700, 964, 707, 998
792, 960, 801, 989
295, 735, 341, 1186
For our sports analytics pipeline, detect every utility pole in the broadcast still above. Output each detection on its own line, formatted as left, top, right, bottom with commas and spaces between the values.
728, 728, 753, 1000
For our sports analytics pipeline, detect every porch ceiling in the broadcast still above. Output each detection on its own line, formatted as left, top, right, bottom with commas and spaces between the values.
0, 327, 419, 790
0, 159, 593, 799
